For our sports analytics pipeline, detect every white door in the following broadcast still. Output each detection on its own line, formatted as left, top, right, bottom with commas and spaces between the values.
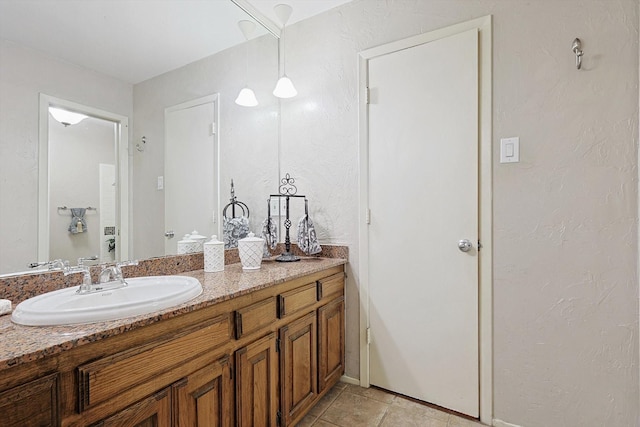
165, 98, 218, 255
368, 28, 479, 417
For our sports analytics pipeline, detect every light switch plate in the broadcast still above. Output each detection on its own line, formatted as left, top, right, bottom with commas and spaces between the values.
269, 197, 287, 216
500, 137, 520, 163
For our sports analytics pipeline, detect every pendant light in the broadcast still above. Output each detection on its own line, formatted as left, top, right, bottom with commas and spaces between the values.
235, 20, 258, 107
49, 107, 88, 127
273, 4, 297, 99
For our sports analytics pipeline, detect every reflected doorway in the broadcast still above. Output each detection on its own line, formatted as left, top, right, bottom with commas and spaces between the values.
38, 94, 129, 265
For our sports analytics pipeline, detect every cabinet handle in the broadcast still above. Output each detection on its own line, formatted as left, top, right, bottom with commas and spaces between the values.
235, 311, 243, 339
278, 295, 286, 318
316, 280, 323, 300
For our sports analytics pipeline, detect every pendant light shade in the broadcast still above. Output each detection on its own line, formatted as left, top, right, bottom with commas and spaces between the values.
273, 4, 296, 99
49, 107, 88, 127
235, 20, 258, 107
273, 75, 297, 98
235, 87, 259, 107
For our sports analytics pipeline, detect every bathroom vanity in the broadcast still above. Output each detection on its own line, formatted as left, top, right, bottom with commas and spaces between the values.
0, 258, 346, 427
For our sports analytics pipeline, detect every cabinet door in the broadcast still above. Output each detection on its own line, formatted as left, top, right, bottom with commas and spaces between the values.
235, 333, 279, 427
0, 373, 58, 427
173, 355, 232, 427
318, 296, 345, 393
90, 388, 171, 427
280, 311, 318, 426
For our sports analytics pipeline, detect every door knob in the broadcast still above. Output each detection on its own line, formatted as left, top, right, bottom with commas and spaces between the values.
458, 239, 473, 252
165, 230, 175, 238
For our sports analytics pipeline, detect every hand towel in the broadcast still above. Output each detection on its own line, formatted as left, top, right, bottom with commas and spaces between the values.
223, 216, 250, 249
0, 299, 11, 316
262, 217, 278, 258
68, 208, 87, 234
297, 215, 322, 255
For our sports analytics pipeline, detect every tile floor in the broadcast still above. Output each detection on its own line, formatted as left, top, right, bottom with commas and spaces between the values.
296, 382, 485, 427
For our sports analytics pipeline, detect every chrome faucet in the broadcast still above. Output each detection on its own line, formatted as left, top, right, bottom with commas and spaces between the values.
27, 259, 69, 270
65, 259, 139, 294
77, 255, 98, 267
49, 259, 68, 270
95, 260, 139, 292
64, 264, 93, 294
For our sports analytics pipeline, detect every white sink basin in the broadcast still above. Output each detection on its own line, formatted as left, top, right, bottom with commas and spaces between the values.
11, 276, 203, 326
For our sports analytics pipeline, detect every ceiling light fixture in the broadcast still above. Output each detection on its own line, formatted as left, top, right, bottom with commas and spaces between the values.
273, 4, 297, 99
235, 20, 259, 107
49, 107, 88, 127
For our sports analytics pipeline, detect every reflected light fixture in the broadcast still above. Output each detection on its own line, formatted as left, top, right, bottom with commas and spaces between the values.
49, 107, 88, 127
273, 4, 297, 99
235, 20, 258, 107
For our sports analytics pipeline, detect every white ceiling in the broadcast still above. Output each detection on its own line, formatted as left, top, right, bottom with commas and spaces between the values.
0, 0, 352, 84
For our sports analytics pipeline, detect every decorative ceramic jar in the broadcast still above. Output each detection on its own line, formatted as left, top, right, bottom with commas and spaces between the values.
204, 235, 225, 272
238, 232, 265, 270
189, 230, 207, 252
177, 234, 198, 254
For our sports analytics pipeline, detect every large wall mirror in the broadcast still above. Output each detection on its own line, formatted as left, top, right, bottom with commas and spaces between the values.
0, 0, 280, 276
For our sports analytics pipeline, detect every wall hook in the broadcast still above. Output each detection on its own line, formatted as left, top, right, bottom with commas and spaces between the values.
136, 136, 146, 152
572, 38, 583, 70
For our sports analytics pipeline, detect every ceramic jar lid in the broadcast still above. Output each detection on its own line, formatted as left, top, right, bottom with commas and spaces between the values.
189, 230, 207, 242
205, 235, 224, 245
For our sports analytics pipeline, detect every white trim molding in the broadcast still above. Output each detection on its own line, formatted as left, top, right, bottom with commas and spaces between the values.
493, 419, 523, 427
339, 375, 360, 386
357, 15, 493, 425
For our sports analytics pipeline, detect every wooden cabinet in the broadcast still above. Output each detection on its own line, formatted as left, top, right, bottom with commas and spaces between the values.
280, 312, 318, 426
318, 296, 345, 393
172, 356, 232, 427
91, 355, 232, 427
0, 373, 58, 427
235, 333, 279, 427
90, 388, 171, 427
0, 264, 345, 427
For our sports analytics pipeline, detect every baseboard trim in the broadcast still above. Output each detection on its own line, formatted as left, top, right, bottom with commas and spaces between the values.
339, 375, 360, 386
493, 419, 522, 427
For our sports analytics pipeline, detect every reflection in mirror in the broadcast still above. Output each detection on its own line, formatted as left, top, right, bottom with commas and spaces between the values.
0, 1, 278, 276
37, 95, 130, 271
222, 180, 251, 249
49, 116, 114, 263
132, 27, 280, 261
164, 95, 220, 255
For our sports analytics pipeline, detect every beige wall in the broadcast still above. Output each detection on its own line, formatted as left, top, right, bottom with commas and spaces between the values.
275, 1, 638, 426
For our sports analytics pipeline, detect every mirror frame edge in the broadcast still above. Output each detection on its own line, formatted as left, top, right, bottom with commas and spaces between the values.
37, 93, 130, 264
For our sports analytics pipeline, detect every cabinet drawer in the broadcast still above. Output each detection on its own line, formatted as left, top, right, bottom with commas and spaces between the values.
77, 315, 230, 412
0, 373, 58, 427
317, 273, 344, 302
278, 283, 317, 318
235, 297, 277, 339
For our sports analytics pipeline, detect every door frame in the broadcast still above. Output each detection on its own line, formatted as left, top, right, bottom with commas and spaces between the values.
38, 94, 130, 263
164, 94, 221, 249
357, 16, 493, 424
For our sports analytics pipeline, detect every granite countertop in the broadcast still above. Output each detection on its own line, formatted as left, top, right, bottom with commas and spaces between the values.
0, 257, 346, 372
